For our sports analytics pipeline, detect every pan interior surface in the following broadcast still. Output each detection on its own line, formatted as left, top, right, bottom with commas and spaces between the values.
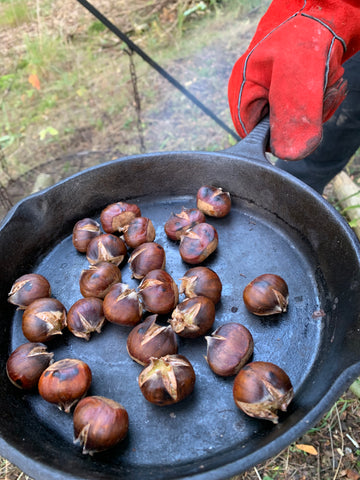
7, 192, 324, 478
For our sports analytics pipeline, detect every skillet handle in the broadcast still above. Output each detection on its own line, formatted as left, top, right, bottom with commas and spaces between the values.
222, 116, 270, 163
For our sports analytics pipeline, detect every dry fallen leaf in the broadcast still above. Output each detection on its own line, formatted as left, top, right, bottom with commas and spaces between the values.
295, 444, 318, 455
346, 469, 360, 480
28, 73, 41, 90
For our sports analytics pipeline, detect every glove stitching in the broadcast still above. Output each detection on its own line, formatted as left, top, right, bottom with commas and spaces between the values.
300, 13, 346, 52
236, 6, 346, 135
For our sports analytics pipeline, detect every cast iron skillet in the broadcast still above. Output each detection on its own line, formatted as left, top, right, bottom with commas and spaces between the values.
1, 119, 360, 480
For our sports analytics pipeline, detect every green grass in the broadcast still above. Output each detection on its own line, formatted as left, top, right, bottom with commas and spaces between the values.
0, 0, 32, 27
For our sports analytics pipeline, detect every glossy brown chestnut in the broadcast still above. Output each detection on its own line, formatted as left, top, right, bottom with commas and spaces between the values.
79, 262, 122, 299
128, 242, 166, 280
179, 266, 222, 304
179, 223, 218, 264
138, 354, 196, 406
72, 218, 101, 253
138, 269, 179, 315
38, 358, 92, 413
73, 396, 129, 455
100, 202, 141, 233
22, 298, 67, 343
8, 273, 51, 309
164, 208, 206, 241
126, 314, 178, 365
169, 296, 215, 338
243, 273, 289, 316
103, 283, 143, 326
6, 342, 54, 390
86, 233, 127, 266
67, 297, 106, 340
233, 361, 294, 424
123, 217, 156, 249
205, 323, 254, 376
196, 185, 231, 217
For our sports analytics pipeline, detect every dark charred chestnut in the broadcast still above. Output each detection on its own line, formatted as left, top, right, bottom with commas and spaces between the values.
169, 296, 215, 338
179, 266, 222, 304
205, 323, 254, 376
22, 298, 67, 343
243, 273, 289, 316
123, 217, 156, 249
103, 283, 143, 326
138, 269, 179, 314
233, 361, 294, 423
86, 233, 127, 266
38, 358, 92, 413
79, 262, 122, 299
196, 185, 231, 217
72, 218, 101, 253
67, 297, 106, 340
164, 208, 205, 241
6, 342, 54, 390
138, 354, 196, 406
8, 273, 51, 309
128, 242, 166, 280
73, 396, 129, 455
126, 314, 178, 365
179, 223, 218, 264
100, 202, 141, 233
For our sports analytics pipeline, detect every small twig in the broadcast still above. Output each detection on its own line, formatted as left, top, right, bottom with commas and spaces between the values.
124, 48, 146, 153
253, 466, 262, 480
332, 404, 344, 480
329, 424, 335, 470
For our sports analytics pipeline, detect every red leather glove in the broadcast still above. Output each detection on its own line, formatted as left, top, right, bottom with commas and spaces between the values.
228, 0, 360, 160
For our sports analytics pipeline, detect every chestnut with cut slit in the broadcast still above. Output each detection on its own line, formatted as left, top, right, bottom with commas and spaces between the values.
79, 262, 122, 299
86, 234, 127, 266
164, 207, 205, 241
22, 298, 67, 343
100, 202, 141, 233
127, 314, 178, 365
72, 218, 101, 253
179, 223, 218, 264
8, 273, 51, 309
38, 358, 92, 413
103, 283, 143, 326
243, 273, 289, 316
6, 342, 54, 390
73, 396, 129, 455
233, 361, 294, 423
67, 297, 105, 340
205, 323, 254, 376
138, 354, 196, 406
169, 296, 215, 338
196, 185, 231, 217
179, 266, 222, 304
138, 269, 178, 314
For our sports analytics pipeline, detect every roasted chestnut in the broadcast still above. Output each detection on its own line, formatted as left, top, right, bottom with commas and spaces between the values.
103, 283, 143, 326
179, 266, 222, 304
196, 185, 231, 217
128, 242, 166, 280
8, 273, 51, 309
72, 218, 101, 253
6, 342, 54, 390
205, 323, 254, 376
169, 296, 215, 338
243, 273, 289, 316
138, 269, 179, 315
100, 202, 141, 233
79, 262, 122, 299
86, 233, 127, 266
164, 207, 205, 241
123, 216, 156, 249
22, 298, 67, 343
126, 314, 178, 365
233, 361, 294, 423
138, 354, 196, 406
67, 297, 106, 340
73, 396, 129, 455
179, 223, 218, 264
38, 358, 92, 413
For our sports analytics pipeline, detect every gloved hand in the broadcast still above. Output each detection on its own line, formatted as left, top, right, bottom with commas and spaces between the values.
228, 0, 360, 160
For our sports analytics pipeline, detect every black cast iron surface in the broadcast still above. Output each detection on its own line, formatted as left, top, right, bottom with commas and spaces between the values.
1, 120, 360, 480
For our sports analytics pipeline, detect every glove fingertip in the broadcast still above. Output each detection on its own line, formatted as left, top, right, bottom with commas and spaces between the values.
270, 124, 322, 161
